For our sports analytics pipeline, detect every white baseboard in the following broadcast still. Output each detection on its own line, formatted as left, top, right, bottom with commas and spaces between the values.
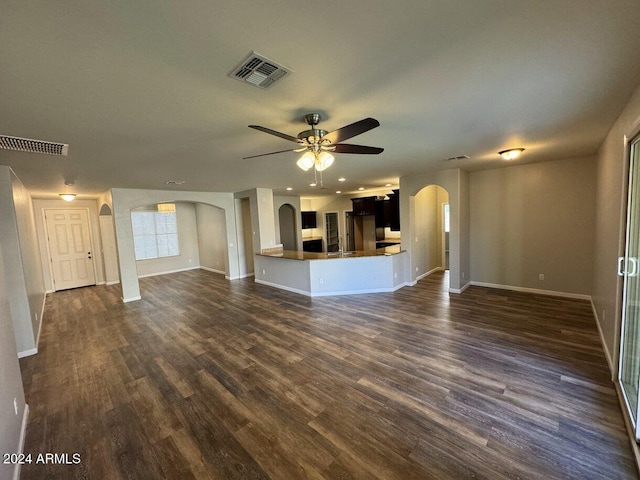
122, 296, 142, 303
227, 272, 255, 280
45, 289, 55, 294
18, 348, 37, 358
13, 404, 29, 480
591, 299, 614, 377
416, 267, 443, 282
469, 281, 592, 300
137, 266, 200, 279
199, 266, 225, 275
97, 281, 106, 285
255, 279, 412, 297
255, 279, 310, 297
105, 280, 120, 286
36, 294, 46, 349
450, 281, 471, 294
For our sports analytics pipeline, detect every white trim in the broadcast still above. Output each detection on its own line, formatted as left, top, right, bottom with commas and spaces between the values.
416, 266, 443, 281
137, 266, 199, 279
122, 295, 142, 303
255, 279, 412, 297
13, 404, 29, 480
227, 272, 254, 280
255, 279, 311, 297
614, 381, 640, 476
45, 289, 55, 294
450, 281, 471, 294
105, 280, 120, 286
36, 294, 46, 348
591, 298, 614, 376
469, 281, 592, 300
97, 281, 106, 285
17, 348, 37, 358
199, 266, 226, 275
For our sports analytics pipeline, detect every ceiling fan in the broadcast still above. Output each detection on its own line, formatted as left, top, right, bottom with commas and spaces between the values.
243, 113, 383, 173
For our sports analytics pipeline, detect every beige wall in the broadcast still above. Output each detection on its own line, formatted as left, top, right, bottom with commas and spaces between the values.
0, 246, 27, 480
10, 171, 46, 345
0, 166, 45, 354
195, 203, 228, 275
470, 156, 596, 295
592, 84, 640, 370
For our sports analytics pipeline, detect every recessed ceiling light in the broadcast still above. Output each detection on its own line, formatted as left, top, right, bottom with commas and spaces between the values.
385, 183, 392, 187
165, 180, 186, 185
498, 148, 525, 160
338, 177, 346, 182
358, 187, 365, 191
286, 187, 293, 191
336, 191, 342, 194
59, 194, 76, 202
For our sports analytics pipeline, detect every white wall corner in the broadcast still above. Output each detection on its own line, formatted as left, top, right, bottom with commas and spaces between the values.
13, 404, 29, 480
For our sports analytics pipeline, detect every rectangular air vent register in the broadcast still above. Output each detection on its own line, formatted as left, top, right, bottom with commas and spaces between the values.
230, 52, 291, 89
0, 135, 69, 156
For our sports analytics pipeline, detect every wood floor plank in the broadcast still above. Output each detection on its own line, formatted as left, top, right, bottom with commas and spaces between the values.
19, 269, 639, 479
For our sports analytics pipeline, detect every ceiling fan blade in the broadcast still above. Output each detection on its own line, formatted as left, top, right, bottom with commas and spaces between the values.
322, 118, 380, 144
243, 148, 297, 159
248, 125, 300, 143
332, 144, 384, 154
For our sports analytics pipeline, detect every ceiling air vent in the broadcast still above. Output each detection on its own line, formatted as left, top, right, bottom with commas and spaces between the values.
230, 52, 291, 89
0, 135, 69, 156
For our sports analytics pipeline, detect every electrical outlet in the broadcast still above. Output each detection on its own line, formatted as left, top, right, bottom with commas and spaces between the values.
394, 272, 397, 279
539, 273, 545, 280
262, 269, 266, 275
320, 278, 324, 284
462, 271, 465, 279
415, 267, 418, 272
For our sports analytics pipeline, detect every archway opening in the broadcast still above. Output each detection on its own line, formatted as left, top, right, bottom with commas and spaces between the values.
413, 184, 450, 287
278, 204, 297, 251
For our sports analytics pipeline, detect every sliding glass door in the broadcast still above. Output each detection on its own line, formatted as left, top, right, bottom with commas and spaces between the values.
619, 133, 640, 438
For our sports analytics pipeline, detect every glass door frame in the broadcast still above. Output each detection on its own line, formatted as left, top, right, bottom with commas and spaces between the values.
618, 128, 640, 440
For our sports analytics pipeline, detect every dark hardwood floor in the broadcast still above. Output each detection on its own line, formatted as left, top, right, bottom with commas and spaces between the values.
19, 269, 639, 479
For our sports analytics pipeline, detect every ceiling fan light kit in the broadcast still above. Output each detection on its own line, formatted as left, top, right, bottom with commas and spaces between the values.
245, 113, 383, 176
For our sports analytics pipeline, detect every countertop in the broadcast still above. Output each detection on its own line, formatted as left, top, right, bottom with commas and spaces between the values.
257, 245, 404, 261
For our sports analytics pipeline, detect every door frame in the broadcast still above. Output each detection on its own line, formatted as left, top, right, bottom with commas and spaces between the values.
42, 207, 97, 291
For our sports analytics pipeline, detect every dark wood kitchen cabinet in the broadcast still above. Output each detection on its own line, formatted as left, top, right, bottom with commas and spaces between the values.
351, 196, 376, 216
388, 190, 400, 231
301, 211, 317, 229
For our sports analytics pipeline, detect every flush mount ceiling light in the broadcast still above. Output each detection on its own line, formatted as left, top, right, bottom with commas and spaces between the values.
157, 203, 176, 213
59, 194, 76, 202
499, 148, 525, 160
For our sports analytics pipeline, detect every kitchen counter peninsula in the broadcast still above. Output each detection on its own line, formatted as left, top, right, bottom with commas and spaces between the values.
254, 246, 408, 297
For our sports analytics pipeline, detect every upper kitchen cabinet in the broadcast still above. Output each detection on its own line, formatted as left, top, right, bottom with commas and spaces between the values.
388, 190, 400, 231
301, 211, 317, 229
351, 196, 376, 216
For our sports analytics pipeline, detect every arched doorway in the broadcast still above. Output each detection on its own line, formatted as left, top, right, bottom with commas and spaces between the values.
413, 185, 450, 286
278, 204, 297, 251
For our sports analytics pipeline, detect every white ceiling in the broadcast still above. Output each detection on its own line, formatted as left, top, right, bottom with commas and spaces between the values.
2, 1, 640, 198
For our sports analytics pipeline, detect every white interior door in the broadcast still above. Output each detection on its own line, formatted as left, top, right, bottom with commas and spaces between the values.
45, 208, 96, 291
